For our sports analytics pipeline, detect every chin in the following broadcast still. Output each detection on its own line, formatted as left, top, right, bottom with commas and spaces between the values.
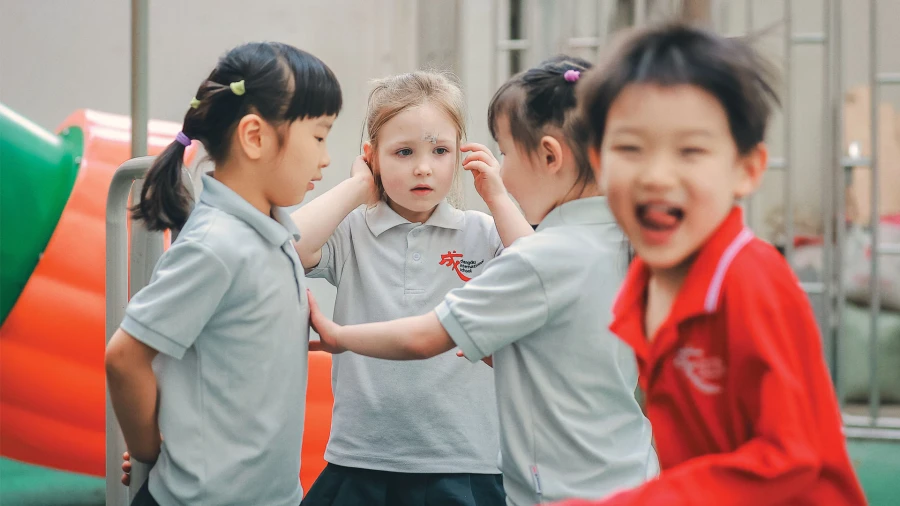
636, 247, 695, 271
399, 199, 439, 213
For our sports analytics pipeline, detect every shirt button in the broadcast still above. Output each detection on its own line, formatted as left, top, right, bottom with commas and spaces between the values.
413, 252, 421, 261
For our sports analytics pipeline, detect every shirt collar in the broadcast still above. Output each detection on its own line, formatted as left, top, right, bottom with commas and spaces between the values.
199, 173, 300, 246
610, 206, 753, 354
536, 196, 617, 231
365, 200, 465, 237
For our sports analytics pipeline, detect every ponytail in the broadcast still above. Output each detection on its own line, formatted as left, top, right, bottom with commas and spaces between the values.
131, 140, 193, 231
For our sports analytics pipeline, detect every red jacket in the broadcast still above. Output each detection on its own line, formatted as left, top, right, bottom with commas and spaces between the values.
552, 207, 866, 505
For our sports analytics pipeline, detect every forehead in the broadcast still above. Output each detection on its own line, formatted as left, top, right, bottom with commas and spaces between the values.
380, 103, 457, 141
492, 113, 518, 149
289, 114, 336, 131
606, 83, 730, 135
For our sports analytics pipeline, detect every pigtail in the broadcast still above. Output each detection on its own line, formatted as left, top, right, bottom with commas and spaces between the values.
131, 140, 193, 231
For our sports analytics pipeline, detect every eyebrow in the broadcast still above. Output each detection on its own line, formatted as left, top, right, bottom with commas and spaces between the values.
385, 137, 454, 146
608, 127, 714, 138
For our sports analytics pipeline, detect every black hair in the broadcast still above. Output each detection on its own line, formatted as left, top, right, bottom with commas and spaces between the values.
132, 42, 342, 231
488, 55, 594, 187
578, 23, 780, 155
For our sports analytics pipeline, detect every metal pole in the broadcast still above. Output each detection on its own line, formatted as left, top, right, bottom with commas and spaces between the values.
832, 0, 847, 406
744, 0, 754, 229
131, 0, 148, 159
821, 0, 835, 380
867, 0, 881, 424
124, 0, 157, 498
783, 0, 794, 267
633, 0, 646, 26
106, 158, 155, 506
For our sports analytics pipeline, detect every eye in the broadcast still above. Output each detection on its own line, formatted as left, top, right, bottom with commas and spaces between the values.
315, 137, 325, 143
396, 148, 413, 156
434, 147, 450, 155
614, 144, 640, 153
680, 147, 706, 157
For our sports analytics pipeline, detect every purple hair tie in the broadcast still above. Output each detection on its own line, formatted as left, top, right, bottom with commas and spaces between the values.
175, 131, 191, 147
564, 69, 581, 83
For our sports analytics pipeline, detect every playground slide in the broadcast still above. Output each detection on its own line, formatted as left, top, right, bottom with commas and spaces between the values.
0, 104, 332, 492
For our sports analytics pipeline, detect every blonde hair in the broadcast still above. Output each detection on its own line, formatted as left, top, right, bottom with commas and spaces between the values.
364, 70, 466, 208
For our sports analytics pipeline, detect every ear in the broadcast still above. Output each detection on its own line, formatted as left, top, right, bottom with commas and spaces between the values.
362, 141, 379, 175
236, 114, 264, 160
588, 145, 602, 178
539, 135, 564, 174
734, 143, 768, 199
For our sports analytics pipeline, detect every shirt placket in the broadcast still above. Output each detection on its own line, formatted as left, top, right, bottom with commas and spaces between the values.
281, 241, 307, 305
404, 226, 426, 294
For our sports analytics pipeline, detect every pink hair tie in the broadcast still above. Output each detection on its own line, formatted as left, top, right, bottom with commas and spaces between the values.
564, 69, 581, 82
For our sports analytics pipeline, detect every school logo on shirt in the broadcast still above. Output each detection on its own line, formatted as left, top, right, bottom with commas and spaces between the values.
673, 347, 725, 394
439, 250, 484, 282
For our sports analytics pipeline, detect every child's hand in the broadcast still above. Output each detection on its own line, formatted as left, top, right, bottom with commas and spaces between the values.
121, 451, 131, 486
350, 155, 378, 206
461, 143, 507, 206
307, 290, 346, 354
455, 349, 493, 368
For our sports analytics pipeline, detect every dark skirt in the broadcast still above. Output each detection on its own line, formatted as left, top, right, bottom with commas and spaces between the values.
301, 463, 505, 506
130, 479, 160, 506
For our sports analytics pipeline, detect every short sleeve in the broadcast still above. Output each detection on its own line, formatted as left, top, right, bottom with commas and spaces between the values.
120, 240, 232, 359
435, 251, 549, 361
306, 216, 352, 286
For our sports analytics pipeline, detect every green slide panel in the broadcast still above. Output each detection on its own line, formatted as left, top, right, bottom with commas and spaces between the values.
0, 103, 83, 324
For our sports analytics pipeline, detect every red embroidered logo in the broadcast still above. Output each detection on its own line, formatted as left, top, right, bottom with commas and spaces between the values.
439, 251, 484, 282
673, 347, 725, 394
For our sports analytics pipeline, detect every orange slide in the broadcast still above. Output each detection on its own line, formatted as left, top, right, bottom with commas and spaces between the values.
0, 109, 333, 490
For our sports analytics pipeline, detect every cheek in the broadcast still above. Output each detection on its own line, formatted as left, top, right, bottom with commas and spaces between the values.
603, 170, 635, 221
602, 162, 630, 195
377, 163, 405, 190
500, 161, 520, 192
438, 156, 457, 181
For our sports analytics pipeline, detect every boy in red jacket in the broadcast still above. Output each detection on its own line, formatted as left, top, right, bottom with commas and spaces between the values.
556, 24, 867, 505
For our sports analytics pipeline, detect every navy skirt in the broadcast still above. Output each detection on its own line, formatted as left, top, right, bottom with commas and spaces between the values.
130, 479, 160, 506
301, 463, 505, 506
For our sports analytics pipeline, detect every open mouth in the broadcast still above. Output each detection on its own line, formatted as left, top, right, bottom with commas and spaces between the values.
411, 184, 433, 196
635, 202, 684, 244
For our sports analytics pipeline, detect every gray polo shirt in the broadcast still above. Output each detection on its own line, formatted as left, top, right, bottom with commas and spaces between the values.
436, 197, 659, 505
121, 174, 309, 506
308, 200, 503, 474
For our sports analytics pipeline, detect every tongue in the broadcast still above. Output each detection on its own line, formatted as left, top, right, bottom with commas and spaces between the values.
644, 207, 679, 228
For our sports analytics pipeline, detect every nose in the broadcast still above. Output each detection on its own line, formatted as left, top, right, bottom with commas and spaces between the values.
413, 162, 432, 177
320, 152, 331, 169
637, 154, 676, 192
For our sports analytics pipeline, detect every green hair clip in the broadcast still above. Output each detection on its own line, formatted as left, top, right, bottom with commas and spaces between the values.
230, 80, 246, 96
189, 97, 201, 109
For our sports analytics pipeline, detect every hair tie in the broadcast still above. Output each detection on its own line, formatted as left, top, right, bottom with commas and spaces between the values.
564, 69, 581, 83
175, 131, 191, 147
189, 97, 201, 109
230, 80, 246, 96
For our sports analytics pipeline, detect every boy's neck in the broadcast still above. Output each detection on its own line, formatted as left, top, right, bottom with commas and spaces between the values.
644, 257, 694, 341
